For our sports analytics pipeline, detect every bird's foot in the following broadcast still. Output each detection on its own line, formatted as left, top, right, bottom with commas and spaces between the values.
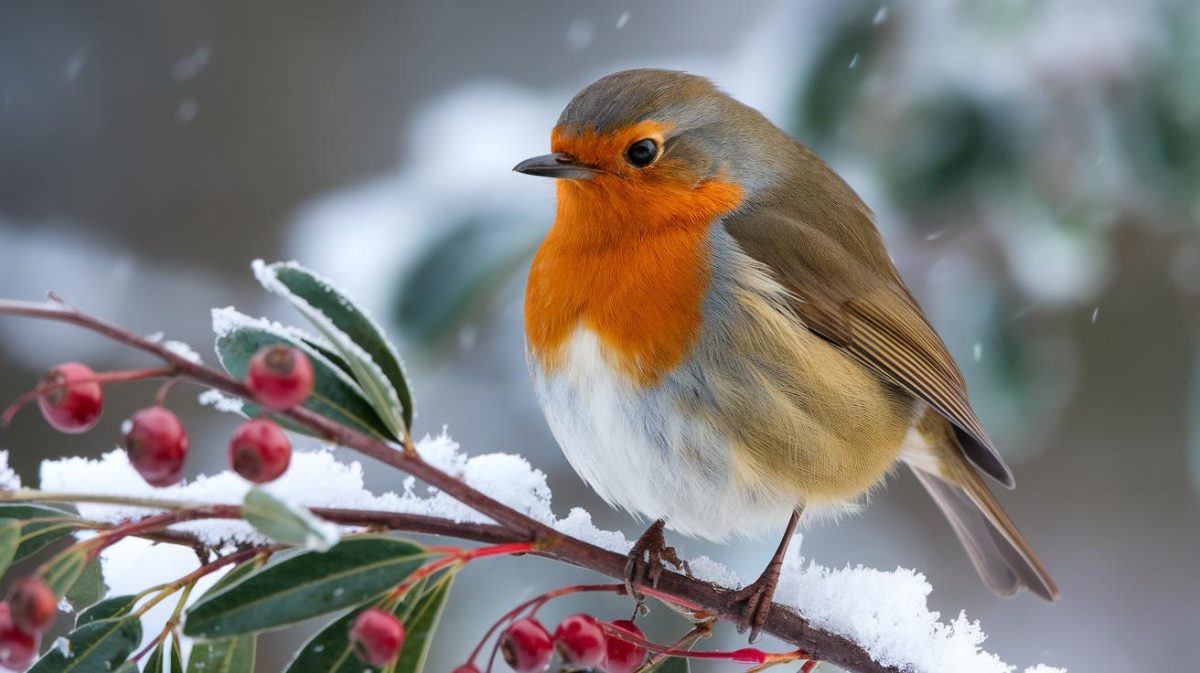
624, 520, 690, 610
732, 559, 783, 643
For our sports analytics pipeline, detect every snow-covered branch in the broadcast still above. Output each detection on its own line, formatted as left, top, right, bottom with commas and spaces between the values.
0, 294, 1063, 673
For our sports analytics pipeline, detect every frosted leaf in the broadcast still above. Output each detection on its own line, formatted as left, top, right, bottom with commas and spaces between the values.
210, 306, 366, 399
251, 259, 410, 435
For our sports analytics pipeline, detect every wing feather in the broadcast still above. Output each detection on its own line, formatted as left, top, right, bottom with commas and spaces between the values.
724, 201, 1015, 487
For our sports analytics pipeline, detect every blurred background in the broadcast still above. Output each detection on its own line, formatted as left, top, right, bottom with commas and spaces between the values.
2, 1, 1198, 670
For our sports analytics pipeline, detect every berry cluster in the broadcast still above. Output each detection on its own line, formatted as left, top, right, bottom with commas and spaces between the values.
493, 614, 647, 673
0, 578, 55, 669
16, 345, 314, 487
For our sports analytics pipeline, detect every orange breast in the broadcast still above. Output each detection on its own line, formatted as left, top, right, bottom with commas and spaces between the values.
525, 170, 743, 386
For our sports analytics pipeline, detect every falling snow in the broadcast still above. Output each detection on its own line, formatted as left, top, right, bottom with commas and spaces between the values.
172, 45, 212, 81
176, 98, 198, 124
565, 18, 595, 51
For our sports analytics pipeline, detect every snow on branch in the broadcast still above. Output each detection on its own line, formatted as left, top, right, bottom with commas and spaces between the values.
0, 293, 1066, 673
31, 433, 1061, 673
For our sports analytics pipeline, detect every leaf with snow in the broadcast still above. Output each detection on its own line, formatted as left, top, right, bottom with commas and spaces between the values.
28, 615, 142, 673
211, 307, 394, 440
254, 259, 413, 437
242, 488, 340, 551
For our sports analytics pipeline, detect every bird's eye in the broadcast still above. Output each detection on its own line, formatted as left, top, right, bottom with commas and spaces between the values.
624, 138, 659, 168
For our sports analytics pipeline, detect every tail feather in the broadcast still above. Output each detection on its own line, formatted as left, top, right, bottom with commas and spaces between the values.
909, 464, 1060, 602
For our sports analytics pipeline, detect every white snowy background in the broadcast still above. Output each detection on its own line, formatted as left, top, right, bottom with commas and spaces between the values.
2, 0, 1198, 671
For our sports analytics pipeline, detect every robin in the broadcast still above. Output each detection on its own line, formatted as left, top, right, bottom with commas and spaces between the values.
515, 69, 1058, 639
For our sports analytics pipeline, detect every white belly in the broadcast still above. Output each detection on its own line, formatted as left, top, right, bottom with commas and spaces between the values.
530, 328, 797, 542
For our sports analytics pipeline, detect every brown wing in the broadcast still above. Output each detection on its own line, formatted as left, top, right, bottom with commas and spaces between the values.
723, 195, 1015, 488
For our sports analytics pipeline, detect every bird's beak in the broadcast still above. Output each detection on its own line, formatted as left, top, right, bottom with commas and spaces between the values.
512, 153, 598, 180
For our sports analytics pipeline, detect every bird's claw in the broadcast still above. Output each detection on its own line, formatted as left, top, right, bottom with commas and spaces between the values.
732, 562, 782, 643
624, 520, 690, 611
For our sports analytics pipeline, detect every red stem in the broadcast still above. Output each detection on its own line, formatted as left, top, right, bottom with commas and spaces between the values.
468, 583, 626, 664
1, 365, 176, 426
388, 542, 536, 598
600, 623, 808, 665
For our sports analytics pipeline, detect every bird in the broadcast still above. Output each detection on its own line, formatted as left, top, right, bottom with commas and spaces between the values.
514, 69, 1059, 639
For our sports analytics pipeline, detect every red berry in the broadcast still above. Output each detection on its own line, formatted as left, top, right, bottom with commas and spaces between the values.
228, 418, 292, 483
122, 406, 189, 487
553, 613, 606, 669
246, 346, 314, 410
603, 619, 647, 673
452, 665, 481, 673
37, 362, 103, 433
500, 618, 554, 673
0, 603, 37, 670
7, 578, 55, 635
349, 608, 404, 667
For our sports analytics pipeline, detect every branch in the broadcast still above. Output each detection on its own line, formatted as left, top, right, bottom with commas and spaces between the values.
0, 299, 898, 673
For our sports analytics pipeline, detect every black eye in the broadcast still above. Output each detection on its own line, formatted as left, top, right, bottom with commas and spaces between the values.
625, 138, 658, 168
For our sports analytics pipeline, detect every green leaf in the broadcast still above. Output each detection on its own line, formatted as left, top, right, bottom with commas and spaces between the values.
256, 260, 415, 434
243, 488, 340, 551
285, 574, 453, 673
212, 314, 394, 440
187, 635, 256, 673
0, 518, 21, 578
393, 576, 452, 673
28, 616, 142, 672
42, 548, 87, 597
205, 557, 265, 597
185, 562, 261, 673
183, 536, 427, 638
64, 557, 106, 610
146, 640, 169, 673
0, 504, 82, 562
146, 635, 185, 673
76, 594, 138, 627
392, 217, 538, 350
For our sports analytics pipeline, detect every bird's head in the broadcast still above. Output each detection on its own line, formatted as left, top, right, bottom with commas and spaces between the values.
515, 70, 789, 237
